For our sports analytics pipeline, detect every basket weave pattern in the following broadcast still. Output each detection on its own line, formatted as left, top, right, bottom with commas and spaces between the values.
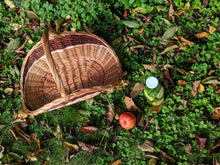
20, 28, 123, 116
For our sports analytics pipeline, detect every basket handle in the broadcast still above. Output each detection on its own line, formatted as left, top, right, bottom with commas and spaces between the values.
42, 28, 69, 101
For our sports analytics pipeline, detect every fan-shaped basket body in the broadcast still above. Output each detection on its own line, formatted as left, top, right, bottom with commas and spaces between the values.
20, 29, 123, 116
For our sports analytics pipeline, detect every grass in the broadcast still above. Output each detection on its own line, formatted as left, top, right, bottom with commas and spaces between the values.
0, 0, 220, 164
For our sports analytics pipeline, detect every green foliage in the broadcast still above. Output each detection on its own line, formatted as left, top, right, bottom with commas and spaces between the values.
1, 0, 220, 164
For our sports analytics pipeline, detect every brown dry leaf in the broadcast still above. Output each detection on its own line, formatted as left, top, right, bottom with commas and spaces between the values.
17, 109, 28, 119
135, 14, 153, 24
26, 149, 43, 162
123, 10, 128, 18
194, 32, 210, 38
107, 103, 116, 125
198, 84, 205, 93
136, 110, 144, 127
152, 52, 157, 64
53, 124, 63, 140
201, 0, 209, 8
83, 23, 94, 33
124, 96, 138, 111
78, 141, 99, 153
80, 126, 98, 134
10, 125, 35, 142
111, 37, 123, 46
130, 83, 145, 98
209, 140, 220, 156
208, 70, 215, 75
163, 68, 174, 84
138, 28, 144, 35
176, 68, 189, 75
177, 80, 187, 86
64, 141, 79, 153
215, 89, 220, 95
212, 107, 220, 120
28, 133, 37, 143
138, 140, 155, 152
180, 99, 187, 108
177, 36, 193, 46
174, 142, 192, 155
160, 150, 174, 160
114, 105, 124, 120
195, 136, 207, 150
191, 80, 201, 97
149, 101, 164, 113
169, 3, 175, 17
143, 64, 158, 71
111, 159, 121, 165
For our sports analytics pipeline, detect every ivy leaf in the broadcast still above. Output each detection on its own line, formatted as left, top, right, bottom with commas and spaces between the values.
122, 20, 140, 28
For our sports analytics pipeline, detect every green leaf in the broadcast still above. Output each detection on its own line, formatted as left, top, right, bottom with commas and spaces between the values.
25, 10, 39, 20
4, 0, 15, 8
7, 38, 21, 53
122, 20, 140, 28
161, 26, 178, 43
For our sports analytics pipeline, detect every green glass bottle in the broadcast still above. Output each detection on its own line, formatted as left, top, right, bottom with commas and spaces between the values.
144, 76, 164, 106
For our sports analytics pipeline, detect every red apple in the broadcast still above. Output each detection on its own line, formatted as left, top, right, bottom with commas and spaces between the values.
119, 112, 136, 130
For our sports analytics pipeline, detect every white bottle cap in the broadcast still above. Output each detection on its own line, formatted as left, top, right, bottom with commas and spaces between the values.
146, 76, 159, 89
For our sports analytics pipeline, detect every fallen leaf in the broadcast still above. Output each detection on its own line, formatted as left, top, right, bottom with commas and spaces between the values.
195, 136, 207, 150
168, 3, 174, 17
138, 140, 155, 152
0, 145, 4, 159
201, 76, 218, 84
4, 87, 13, 94
25, 11, 39, 20
152, 52, 157, 64
198, 84, 205, 93
122, 20, 140, 28
163, 68, 174, 84
83, 23, 94, 33
17, 109, 28, 119
183, 1, 190, 11
124, 96, 138, 111
180, 99, 187, 108
177, 80, 187, 86
203, 79, 220, 85
114, 105, 124, 120
209, 140, 220, 155
160, 44, 179, 54
149, 101, 165, 113
209, 26, 216, 34
161, 26, 178, 44
160, 150, 174, 160
123, 10, 128, 18
161, 18, 171, 25
191, 80, 201, 97
143, 64, 158, 71
135, 13, 153, 24
111, 37, 123, 46
138, 28, 144, 35
201, 0, 209, 8
53, 124, 63, 140
107, 103, 116, 125
176, 68, 189, 75
4, 0, 15, 8
7, 38, 21, 53
10, 23, 22, 31
208, 70, 215, 75
215, 89, 220, 95
26, 149, 43, 162
174, 142, 192, 155
80, 126, 98, 134
78, 141, 99, 153
177, 36, 193, 46
64, 141, 79, 153
212, 107, 220, 120
194, 32, 210, 38
28, 133, 37, 143
130, 83, 145, 98
10, 125, 35, 142
111, 159, 121, 165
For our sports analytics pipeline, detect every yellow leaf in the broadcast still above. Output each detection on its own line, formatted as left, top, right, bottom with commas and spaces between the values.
183, 1, 190, 11
194, 32, 210, 38
209, 26, 216, 34
111, 159, 121, 165
4, 0, 15, 8
198, 84, 205, 93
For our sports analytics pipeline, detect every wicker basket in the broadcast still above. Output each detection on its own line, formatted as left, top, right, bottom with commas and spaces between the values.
20, 28, 123, 116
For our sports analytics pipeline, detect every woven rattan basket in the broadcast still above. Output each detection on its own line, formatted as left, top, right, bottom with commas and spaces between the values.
20, 28, 123, 116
